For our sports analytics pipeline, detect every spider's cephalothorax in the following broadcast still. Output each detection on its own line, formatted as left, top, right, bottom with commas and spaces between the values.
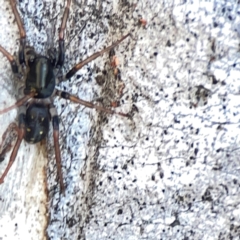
25, 55, 56, 98
0, 0, 130, 194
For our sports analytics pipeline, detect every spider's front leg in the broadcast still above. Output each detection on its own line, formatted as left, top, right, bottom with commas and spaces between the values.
0, 0, 27, 73
9, 0, 26, 65
57, 0, 71, 67
0, 46, 18, 74
63, 33, 130, 80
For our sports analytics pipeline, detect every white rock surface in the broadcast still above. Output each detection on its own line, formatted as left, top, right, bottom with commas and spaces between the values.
0, 0, 240, 239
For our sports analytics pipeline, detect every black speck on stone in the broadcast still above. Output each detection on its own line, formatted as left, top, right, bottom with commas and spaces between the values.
122, 164, 127, 170
221, 81, 226, 85
174, 118, 180, 124
202, 189, 212, 202
117, 209, 123, 215
153, 52, 158, 56
212, 75, 218, 84
194, 148, 199, 155
213, 22, 218, 27
166, 40, 171, 47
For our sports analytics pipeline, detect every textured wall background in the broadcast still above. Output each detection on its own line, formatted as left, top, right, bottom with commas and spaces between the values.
0, 0, 240, 239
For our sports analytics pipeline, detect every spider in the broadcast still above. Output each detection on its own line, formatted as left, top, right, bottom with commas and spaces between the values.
0, 0, 129, 195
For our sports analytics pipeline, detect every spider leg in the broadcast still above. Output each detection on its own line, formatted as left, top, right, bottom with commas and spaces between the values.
62, 33, 130, 81
0, 45, 18, 73
57, 0, 71, 67
55, 90, 129, 117
0, 123, 18, 162
9, 0, 26, 65
49, 105, 65, 195
0, 114, 25, 184
0, 92, 35, 115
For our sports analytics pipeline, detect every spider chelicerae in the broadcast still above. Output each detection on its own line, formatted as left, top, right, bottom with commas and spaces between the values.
0, 0, 129, 194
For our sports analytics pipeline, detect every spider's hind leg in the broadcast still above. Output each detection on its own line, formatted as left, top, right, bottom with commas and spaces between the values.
0, 114, 26, 184
0, 123, 18, 163
49, 105, 65, 195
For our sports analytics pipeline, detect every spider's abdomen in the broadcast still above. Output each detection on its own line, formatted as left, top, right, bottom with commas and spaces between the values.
24, 103, 50, 144
25, 56, 55, 98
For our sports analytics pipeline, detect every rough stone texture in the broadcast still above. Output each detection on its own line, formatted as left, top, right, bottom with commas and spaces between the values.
0, 0, 240, 239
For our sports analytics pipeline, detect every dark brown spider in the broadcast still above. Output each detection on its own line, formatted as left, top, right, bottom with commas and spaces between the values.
0, 0, 129, 195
